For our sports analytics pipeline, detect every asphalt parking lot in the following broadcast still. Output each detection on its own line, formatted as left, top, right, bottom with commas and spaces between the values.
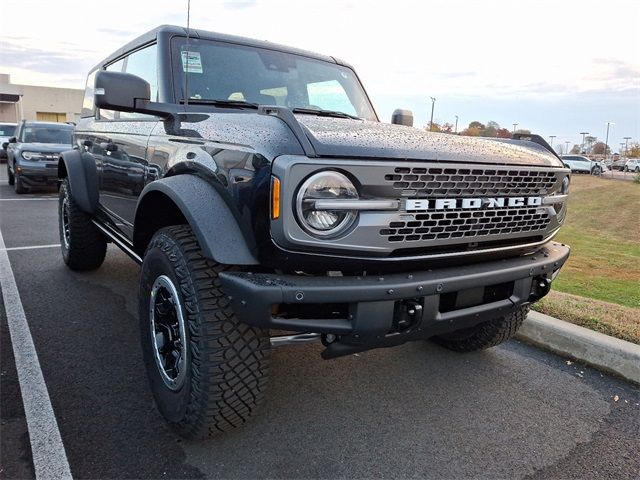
1, 168, 639, 480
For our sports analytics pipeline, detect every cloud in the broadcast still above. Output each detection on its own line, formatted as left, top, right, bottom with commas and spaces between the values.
96, 27, 137, 38
222, 0, 257, 10
0, 39, 93, 77
441, 71, 476, 79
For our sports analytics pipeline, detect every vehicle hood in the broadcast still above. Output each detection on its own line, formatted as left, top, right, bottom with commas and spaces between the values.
184, 111, 562, 167
296, 115, 563, 167
16, 143, 72, 153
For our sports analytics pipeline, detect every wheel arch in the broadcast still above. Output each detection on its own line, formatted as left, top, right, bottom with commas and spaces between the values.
57, 149, 99, 214
133, 175, 259, 265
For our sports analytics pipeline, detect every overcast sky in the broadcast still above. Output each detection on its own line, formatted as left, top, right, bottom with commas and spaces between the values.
2, 0, 638, 152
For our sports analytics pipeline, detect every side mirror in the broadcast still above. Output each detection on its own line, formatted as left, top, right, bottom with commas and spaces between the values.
94, 70, 173, 118
94, 70, 151, 112
391, 109, 413, 127
8, 136, 17, 143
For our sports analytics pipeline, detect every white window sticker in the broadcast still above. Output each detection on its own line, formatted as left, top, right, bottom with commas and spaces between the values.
181, 51, 203, 74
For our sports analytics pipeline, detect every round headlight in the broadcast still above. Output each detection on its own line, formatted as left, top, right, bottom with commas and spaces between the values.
22, 151, 34, 160
296, 171, 358, 237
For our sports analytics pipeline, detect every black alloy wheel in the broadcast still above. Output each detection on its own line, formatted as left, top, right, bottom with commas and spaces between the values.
149, 275, 188, 391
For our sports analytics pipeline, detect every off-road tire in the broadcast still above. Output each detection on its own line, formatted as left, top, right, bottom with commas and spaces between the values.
58, 178, 107, 270
139, 225, 270, 439
14, 172, 27, 194
432, 306, 529, 352
7, 163, 14, 185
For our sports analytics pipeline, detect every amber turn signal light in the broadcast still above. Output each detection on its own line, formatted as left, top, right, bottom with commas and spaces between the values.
271, 176, 281, 220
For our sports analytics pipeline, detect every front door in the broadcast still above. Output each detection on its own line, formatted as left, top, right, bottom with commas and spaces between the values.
95, 42, 160, 238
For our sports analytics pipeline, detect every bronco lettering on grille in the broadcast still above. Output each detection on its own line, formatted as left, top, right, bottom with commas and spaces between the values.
405, 197, 543, 211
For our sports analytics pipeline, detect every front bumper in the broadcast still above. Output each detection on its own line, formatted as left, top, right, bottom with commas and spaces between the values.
220, 241, 570, 357
16, 162, 58, 186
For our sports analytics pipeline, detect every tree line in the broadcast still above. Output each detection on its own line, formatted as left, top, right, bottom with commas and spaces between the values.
427, 120, 639, 157
427, 120, 529, 137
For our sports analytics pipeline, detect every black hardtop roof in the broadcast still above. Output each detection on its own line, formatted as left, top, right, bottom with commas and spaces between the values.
95, 24, 342, 70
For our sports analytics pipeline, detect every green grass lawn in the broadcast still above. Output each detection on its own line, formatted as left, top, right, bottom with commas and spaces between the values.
533, 175, 640, 343
550, 175, 640, 309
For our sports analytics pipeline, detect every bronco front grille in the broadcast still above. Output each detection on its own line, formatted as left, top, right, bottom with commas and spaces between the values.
272, 157, 568, 258
384, 167, 557, 197
380, 206, 551, 243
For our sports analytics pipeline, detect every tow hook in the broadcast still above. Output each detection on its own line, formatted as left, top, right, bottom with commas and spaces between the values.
529, 277, 551, 301
393, 299, 423, 332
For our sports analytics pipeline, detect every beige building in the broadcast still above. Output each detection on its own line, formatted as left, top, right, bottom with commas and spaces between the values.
0, 73, 83, 123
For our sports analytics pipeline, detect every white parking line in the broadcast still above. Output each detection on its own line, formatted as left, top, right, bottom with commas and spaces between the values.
0, 197, 58, 201
0, 229, 73, 479
1, 244, 61, 252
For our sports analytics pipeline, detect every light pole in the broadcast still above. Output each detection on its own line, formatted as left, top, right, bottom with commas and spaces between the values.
454, 115, 458, 134
429, 97, 436, 132
604, 122, 613, 162
580, 132, 589, 154
565, 141, 571, 155
549, 135, 556, 150
623, 136, 632, 155
512, 123, 518, 133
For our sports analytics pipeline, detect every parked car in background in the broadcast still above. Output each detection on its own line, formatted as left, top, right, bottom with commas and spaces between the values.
611, 158, 629, 171
6, 120, 74, 193
624, 158, 640, 172
0, 122, 17, 163
560, 155, 606, 175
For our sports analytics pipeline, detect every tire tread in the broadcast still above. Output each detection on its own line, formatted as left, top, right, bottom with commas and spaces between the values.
433, 306, 529, 352
59, 178, 106, 270
145, 225, 270, 439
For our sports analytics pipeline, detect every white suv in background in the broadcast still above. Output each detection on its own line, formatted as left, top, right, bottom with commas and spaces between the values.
561, 155, 606, 175
624, 159, 639, 172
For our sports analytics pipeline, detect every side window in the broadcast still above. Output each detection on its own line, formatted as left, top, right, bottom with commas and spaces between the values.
120, 44, 158, 120
306, 80, 357, 116
99, 58, 125, 120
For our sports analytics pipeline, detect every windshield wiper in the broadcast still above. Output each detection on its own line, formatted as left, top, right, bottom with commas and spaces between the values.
292, 107, 361, 120
179, 99, 259, 109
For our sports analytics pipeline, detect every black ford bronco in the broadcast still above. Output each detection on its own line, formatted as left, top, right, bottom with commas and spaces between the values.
58, 25, 570, 438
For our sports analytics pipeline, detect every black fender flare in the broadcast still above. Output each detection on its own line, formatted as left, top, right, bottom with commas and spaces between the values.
57, 149, 99, 214
134, 175, 259, 265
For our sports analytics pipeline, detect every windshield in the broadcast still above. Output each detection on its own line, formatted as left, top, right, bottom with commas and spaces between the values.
21, 126, 73, 145
0, 124, 16, 136
171, 37, 377, 121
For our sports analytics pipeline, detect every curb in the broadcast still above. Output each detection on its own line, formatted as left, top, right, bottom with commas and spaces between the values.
515, 311, 640, 384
